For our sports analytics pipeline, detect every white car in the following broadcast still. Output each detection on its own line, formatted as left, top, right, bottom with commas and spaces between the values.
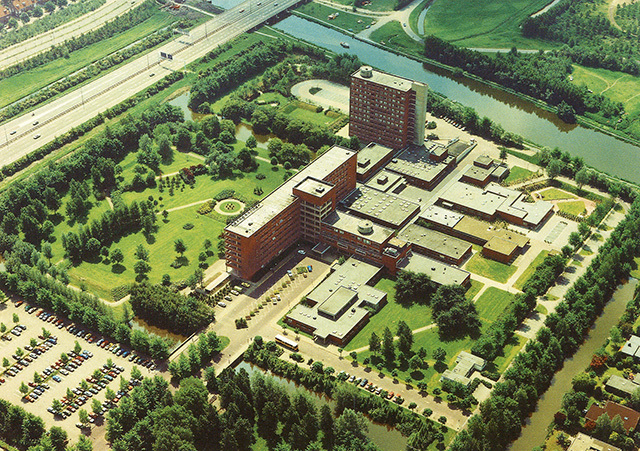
217, 302, 227, 308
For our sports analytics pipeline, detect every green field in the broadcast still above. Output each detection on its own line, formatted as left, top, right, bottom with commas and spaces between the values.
0, 12, 175, 109
344, 278, 433, 351
538, 187, 577, 200
370, 21, 423, 55
322, 0, 399, 12
493, 334, 526, 373
296, 2, 371, 33
418, 0, 557, 49
513, 250, 550, 290
475, 287, 515, 323
464, 252, 518, 284
558, 200, 587, 216
503, 165, 535, 185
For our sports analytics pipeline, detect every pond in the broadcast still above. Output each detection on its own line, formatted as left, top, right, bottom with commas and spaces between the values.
236, 361, 409, 451
131, 316, 187, 353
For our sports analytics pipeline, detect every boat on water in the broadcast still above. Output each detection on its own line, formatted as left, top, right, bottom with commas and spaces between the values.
340, 42, 350, 48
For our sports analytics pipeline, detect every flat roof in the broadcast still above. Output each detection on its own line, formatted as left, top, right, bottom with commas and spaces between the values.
568, 433, 621, 451
318, 286, 357, 318
365, 169, 403, 193
323, 210, 394, 245
227, 145, 355, 237
462, 165, 492, 183
287, 302, 369, 341
356, 143, 395, 176
307, 257, 383, 305
439, 181, 511, 217
419, 205, 464, 229
399, 224, 472, 261
484, 236, 519, 255
396, 253, 470, 286
352, 66, 423, 92
386, 146, 450, 185
341, 185, 420, 228
294, 177, 334, 198
501, 196, 554, 226
453, 216, 530, 247
475, 155, 493, 167
606, 374, 639, 395
621, 335, 640, 358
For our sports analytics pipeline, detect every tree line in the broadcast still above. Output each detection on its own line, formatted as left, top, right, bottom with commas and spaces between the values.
245, 340, 446, 450
0, 398, 92, 451
129, 283, 214, 335
0, 0, 159, 82
0, 0, 102, 47
450, 199, 640, 450
423, 35, 624, 122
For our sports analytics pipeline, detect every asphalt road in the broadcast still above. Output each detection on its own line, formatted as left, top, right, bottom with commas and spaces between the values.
0, 0, 300, 168
0, 0, 139, 71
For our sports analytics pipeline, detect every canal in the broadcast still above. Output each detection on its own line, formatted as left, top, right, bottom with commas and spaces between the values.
509, 279, 638, 450
272, 16, 640, 184
235, 361, 409, 451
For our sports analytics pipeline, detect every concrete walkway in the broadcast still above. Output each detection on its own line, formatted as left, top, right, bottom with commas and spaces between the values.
357, 0, 424, 41
291, 79, 350, 113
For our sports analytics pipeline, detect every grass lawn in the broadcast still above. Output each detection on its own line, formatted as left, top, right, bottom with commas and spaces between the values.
504, 148, 541, 166
513, 250, 550, 290
281, 100, 343, 127
121, 157, 284, 211
631, 257, 640, 279
503, 165, 535, 185
370, 21, 424, 55
537, 187, 577, 200
0, 12, 175, 109
465, 279, 484, 301
474, 287, 514, 324
65, 205, 225, 300
420, 0, 557, 49
344, 278, 433, 351
464, 252, 518, 284
118, 149, 205, 186
535, 304, 548, 315
558, 200, 587, 216
296, 2, 371, 33
493, 333, 526, 373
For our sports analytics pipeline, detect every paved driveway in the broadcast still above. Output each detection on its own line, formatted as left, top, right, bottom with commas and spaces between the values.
291, 79, 350, 113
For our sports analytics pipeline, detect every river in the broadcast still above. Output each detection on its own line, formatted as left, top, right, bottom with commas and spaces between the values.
272, 16, 640, 184
235, 361, 408, 451
509, 279, 638, 450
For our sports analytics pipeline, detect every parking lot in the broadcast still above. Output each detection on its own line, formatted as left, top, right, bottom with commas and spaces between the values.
0, 301, 157, 439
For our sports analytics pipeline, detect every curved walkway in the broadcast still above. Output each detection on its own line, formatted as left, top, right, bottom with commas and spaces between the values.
357, 0, 424, 41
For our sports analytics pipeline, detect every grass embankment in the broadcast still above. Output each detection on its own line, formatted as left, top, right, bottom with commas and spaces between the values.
464, 252, 518, 284
571, 64, 640, 139
370, 21, 423, 55
325, 0, 398, 12
503, 165, 536, 184
418, 0, 557, 49
296, 2, 372, 33
0, 12, 176, 108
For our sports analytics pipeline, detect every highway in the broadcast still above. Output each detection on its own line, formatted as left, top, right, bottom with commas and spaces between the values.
0, 0, 302, 168
0, 0, 139, 71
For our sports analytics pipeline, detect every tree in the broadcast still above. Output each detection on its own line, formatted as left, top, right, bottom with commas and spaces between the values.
134, 259, 151, 278
575, 167, 590, 189
78, 409, 89, 425
432, 284, 481, 337
594, 413, 612, 440
397, 320, 413, 354
92, 398, 102, 415
395, 270, 435, 305
49, 426, 67, 451
174, 238, 187, 257
12, 313, 19, 323
433, 347, 446, 362
382, 327, 394, 364
547, 158, 563, 180
110, 248, 124, 265
105, 387, 116, 402
409, 355, 423, 371
20, 382, 29, 394
499, 147, 508, 161
368, 332, 380, 354
44, 1, 55, 12
131, 366, 142, 380
569, 231, 583, 249
349, 351, 357, 361
134, 244, 149, 261
74, 340, 82, 354
246, 135, 257, 149
578, 221, 591, 238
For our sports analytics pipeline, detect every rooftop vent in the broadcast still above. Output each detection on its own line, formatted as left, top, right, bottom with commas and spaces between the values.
360, 66, 373, 78
316, 186, 325, 194
358, 220, 374, 235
